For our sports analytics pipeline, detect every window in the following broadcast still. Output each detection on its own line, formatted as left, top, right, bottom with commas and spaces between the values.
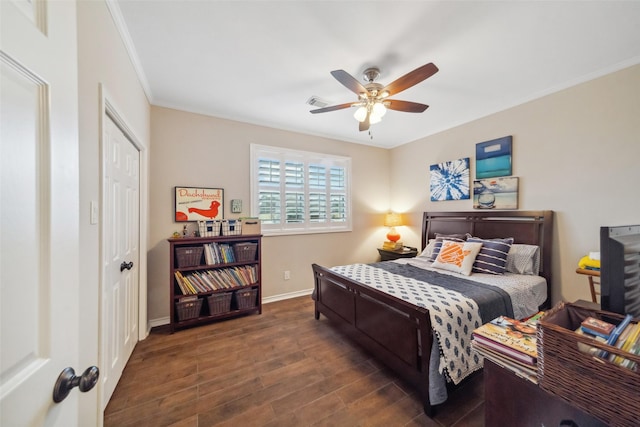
250, 144, 352, 235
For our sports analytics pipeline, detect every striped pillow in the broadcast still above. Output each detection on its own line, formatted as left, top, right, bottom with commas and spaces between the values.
429, 233, 467, 261
467, 236, 514, 274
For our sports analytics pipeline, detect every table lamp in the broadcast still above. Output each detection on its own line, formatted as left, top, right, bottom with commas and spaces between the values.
384, 213, 402, 242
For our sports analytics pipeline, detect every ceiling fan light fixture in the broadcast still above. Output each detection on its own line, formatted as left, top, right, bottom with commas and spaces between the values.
372, 102, 386, 118
369, 112, 382, 125
354, 106, 368, 122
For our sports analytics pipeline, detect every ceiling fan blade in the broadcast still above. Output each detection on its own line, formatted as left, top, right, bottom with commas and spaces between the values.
382, 63, 438, 97
385, 99, 429, 113
359, 112, 370, 132
310, 102, 354, 114
331, 70, 368, 96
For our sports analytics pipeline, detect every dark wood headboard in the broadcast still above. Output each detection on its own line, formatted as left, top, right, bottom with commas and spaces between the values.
421, 211, 554, 308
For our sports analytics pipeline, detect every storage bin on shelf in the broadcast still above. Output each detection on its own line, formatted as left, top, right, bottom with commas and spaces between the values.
241, 218, 261, 235
207, 292, 233, 315
176, 298, 203, 321
175, 246, 203, 268
221, 219, 242, 236
537, 302, 640, 427
198, 220, 221, 237
233, 242, 257, 262
234, 288, 258, 310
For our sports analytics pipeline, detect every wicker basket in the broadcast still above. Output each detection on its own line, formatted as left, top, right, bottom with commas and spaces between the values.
175, 246, 203, 268
233, 242, 257, 262
221, 219, 242, 236
234, 288, 258, 310
207, 292, 233, 315
537, 302, 640, 426
176, 298, 203, 321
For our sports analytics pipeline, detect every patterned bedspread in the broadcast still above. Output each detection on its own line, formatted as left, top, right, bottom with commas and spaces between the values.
330, 262, 514, 384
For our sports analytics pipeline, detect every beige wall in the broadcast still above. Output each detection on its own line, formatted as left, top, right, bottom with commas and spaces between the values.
77, 0, 150, 422
148, 64, 639, 324
391, 63, 640, 305
148, 107, 390, 322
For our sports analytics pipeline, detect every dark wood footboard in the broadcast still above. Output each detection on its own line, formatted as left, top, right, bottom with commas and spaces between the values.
311, 263, 434, 415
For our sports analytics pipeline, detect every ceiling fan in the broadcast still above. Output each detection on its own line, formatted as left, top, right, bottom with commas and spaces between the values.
310, 62, 438, 132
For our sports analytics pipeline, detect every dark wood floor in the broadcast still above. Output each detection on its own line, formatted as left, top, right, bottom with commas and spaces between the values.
104, 296, 485, 427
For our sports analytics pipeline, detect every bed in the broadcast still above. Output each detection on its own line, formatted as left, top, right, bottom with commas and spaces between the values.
311, 210, 553, 415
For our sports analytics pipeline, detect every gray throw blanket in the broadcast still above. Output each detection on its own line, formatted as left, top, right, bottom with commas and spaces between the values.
371, 262, 514, 321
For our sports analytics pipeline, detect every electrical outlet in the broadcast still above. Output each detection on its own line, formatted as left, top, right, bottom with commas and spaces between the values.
284, 271, 290, 280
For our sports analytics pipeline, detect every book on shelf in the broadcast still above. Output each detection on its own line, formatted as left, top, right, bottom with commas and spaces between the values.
472, 315, 538, 364
176, 265, 257, 296
204, 242, 234, 265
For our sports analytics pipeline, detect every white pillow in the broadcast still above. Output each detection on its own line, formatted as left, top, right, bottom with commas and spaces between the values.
432, 241, 483, 276
506, 244, 540, 275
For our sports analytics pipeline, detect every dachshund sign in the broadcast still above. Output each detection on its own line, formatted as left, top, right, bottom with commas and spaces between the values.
175, 187, 224, 222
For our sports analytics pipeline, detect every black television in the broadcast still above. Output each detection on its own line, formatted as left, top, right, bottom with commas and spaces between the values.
600, 225, 640, 317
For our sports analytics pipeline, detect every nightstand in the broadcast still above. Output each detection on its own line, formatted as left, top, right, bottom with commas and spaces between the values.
377, 247, 418, 261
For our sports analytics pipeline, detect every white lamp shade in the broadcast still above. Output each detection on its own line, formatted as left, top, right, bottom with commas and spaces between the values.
354, 106, 367, 122
372, 102, 387, 118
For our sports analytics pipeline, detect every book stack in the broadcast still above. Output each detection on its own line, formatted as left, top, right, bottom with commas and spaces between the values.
471, 313, 543, 384
577, 315, 640, 371
382, 240, 403, 251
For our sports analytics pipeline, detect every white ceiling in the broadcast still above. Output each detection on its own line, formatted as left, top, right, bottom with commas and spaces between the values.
113, 1, 640, 149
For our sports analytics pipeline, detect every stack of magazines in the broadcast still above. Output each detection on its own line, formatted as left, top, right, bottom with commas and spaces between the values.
471, 312, 543, 384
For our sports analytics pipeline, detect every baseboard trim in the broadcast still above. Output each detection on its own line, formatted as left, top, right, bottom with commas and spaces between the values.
148, 288, 314, 327
262, 288, 313, 304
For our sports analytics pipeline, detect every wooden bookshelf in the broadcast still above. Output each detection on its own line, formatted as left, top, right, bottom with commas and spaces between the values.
168, 234, 262, 333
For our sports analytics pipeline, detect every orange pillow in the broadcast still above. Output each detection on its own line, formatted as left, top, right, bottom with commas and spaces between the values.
431, 241, 483, 276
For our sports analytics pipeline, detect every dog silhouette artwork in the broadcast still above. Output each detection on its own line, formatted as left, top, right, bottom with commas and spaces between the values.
188, 200, 221, 219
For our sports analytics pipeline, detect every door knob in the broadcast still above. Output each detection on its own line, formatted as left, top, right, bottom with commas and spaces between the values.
120, 261, 134, 272
53, 366, 100, 403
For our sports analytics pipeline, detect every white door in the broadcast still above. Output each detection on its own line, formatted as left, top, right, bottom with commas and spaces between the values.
1, 1, 85, 426
101, 114, 140, 408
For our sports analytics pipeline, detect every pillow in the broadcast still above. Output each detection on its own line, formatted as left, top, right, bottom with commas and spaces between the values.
467, 236, 514, 275
431, 241, 483, 276
429, 233, 467, 261
506, 244, 541, 275
419, 239, 437, 258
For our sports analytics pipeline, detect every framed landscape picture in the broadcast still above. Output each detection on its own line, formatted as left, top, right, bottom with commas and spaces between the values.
473, 177, 518, 209
175, 187, 224, 222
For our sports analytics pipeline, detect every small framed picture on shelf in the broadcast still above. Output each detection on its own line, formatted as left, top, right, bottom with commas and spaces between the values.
175, 186, 224, 222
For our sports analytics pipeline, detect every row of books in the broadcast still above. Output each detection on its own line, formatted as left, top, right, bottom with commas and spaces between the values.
174, 266, 257, 295
204, 242, 235, 265
577, 314, 640, 371
471, 312, 544, 384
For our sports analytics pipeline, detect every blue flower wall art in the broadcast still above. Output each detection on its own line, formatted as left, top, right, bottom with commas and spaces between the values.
430, 157, 470, 201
